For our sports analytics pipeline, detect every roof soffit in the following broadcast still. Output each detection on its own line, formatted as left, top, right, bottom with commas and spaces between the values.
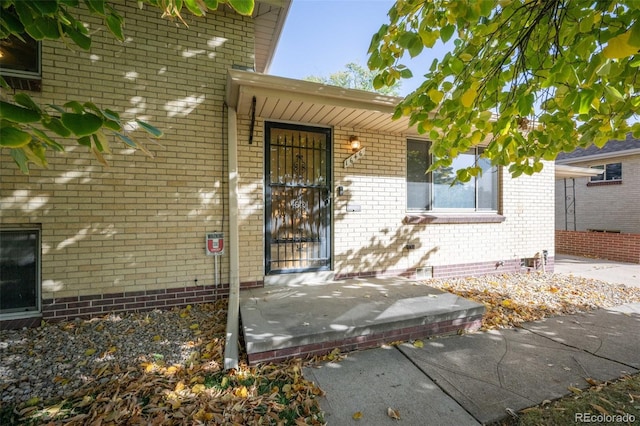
253, 0, 291, 73
226, 69, 420, 135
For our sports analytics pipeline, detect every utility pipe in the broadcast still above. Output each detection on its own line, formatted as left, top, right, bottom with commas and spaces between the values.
224, 106, 240, 370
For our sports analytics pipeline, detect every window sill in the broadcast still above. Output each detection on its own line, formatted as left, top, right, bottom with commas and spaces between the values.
587, 180, 622, 187
404, 213, 506, 225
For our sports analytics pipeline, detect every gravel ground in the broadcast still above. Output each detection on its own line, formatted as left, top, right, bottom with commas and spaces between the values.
1, 302, 227, 407
2, 272, 640, 411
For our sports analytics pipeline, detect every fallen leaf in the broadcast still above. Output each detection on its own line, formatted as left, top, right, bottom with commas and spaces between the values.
501, 299, 514, 309
352, 411, 363, 420
25, 396, 40, 406
189, 323, 199, 330
152, 335, 161, 341
387, 407, 401, 420
191, 383, 206, 394
84, 348, 96, 356
327, 348, 341, 361
413, 340, 424, 348
234, 386, 248, 398
568, 386, 582, 394
589, 403, 609, 416
585, 377, 599, 387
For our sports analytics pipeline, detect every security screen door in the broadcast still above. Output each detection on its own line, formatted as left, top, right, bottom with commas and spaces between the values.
265, 122, 331, 274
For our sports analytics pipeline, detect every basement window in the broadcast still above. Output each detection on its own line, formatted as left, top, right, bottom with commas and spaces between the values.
0, 34, 42, 91
0, 228, 41, 316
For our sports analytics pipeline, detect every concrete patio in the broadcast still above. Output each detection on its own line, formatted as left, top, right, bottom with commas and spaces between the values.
239, 276, 485, 364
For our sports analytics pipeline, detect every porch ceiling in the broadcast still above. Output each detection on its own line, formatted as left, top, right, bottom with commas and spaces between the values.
226, 69, 420, 136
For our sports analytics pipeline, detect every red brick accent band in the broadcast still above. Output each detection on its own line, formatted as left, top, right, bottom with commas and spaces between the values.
0, 281, 264, 330
335, 257, 554, 281
2, 257, 555, 330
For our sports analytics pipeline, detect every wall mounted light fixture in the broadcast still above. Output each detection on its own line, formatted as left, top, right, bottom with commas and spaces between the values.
349, 135, 361, 152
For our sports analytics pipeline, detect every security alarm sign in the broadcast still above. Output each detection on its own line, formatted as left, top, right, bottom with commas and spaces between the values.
206, 232, 224, 255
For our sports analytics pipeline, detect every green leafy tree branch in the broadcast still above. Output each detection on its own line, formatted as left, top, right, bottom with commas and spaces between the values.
305, 62, 402, 96
0, 0, 254, 173
368, 0, 640, 180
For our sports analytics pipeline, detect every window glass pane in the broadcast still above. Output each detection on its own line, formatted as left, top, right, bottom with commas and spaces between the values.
407, 140, 431, 209
478, 157, 498, 210
605, 163, 621, 180
433, 152, 475, 209
590, 165, 604, 181
0, 34, 39, 76
0, 230, 39, 313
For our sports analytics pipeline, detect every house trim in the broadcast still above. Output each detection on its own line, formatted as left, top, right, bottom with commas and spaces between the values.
556, 148, 640, 164
403, 214, 506, 224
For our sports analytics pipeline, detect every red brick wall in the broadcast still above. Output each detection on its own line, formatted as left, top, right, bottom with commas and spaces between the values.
556, 230, 640, 264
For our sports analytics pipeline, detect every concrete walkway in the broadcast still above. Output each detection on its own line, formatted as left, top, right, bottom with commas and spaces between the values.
303, 303, 640, 425
554, 254, 640, 287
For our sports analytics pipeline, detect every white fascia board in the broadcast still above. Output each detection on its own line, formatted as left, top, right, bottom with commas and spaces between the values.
226, 69, 402, 114
556, 148, 640, 164
555, 164, 604, 179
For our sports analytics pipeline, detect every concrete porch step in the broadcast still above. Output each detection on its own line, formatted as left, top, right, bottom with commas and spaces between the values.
239, 277, 485, 364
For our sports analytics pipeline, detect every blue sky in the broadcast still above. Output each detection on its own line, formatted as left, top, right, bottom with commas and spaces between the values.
269, 0, 448, 96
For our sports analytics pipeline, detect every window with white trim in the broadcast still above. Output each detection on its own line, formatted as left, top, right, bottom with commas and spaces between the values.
407, 139, 498, 211
0, 229, 40, 316
590, 163, 622, 182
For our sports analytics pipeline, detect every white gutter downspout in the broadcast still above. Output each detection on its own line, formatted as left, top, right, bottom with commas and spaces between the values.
224, 106, 240, 370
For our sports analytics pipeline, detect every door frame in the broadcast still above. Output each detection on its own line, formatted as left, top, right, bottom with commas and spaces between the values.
264, 121, 332, 275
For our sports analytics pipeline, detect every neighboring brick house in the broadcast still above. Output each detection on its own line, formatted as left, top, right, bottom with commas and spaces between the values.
0, 1, 555, 331
554, 135, 640, 264
555, 135, 640, 234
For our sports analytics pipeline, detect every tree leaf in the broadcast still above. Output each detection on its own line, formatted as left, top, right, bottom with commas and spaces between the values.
441, 24, 455, 43
203, 0, 220, 9
428, 89, 444, 103
136, 119, 163, 137
460, 87, 476, 108
105, 13, 124, 41
0, 126, 32, 147
0, 101, 41, 123
184, 0, 205, 16
10, 149, 31, 174
64, 21, 91, 50
14, 93, 42, 114
83, 0, 106, 15
226, 0, 254, 16
603, 31, 639, 59
42, 117, 72, 137
61, 112, 103, 136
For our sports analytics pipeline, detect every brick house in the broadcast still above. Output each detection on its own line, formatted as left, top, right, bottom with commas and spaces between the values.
0, 1, 555, 330
554, 135, 640, 263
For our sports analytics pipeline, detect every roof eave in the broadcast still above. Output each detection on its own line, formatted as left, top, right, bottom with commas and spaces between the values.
556, 147, 640, 164
555, 164, 604, 179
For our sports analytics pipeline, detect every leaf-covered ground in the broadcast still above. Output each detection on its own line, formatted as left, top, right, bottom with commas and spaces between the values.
3, 272, 639, 424
426, 272, 640, 330
1, 301, 326, 425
